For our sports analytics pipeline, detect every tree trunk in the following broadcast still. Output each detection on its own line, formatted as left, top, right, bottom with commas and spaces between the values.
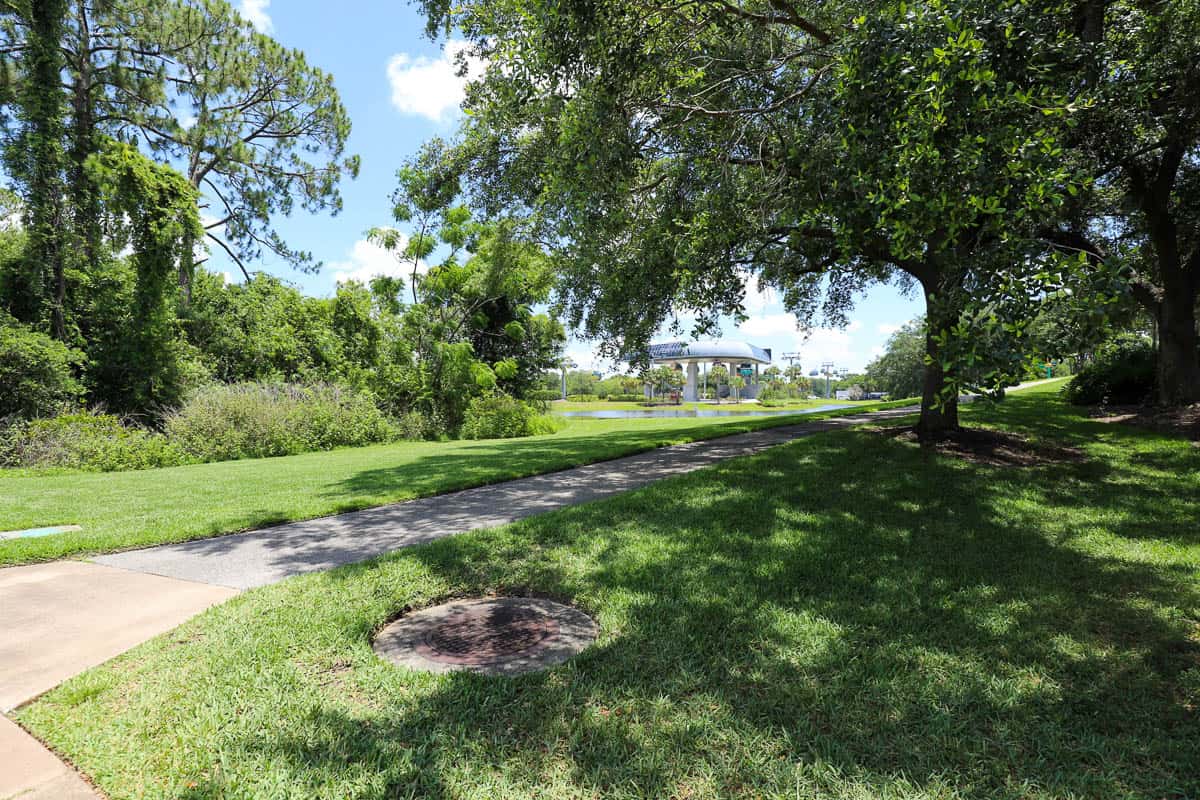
915, 273, 960, 440
21, 0, 69, 337
1156, 284, 1200, 404
67, 2, 101, 328
178, 231, 195, 306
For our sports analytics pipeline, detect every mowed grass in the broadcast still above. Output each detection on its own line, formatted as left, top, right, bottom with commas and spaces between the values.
0, 402, 904, 565
18, 385, 1199, 799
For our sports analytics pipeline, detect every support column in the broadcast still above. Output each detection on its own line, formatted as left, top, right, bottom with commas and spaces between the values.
684, 362, 699, 402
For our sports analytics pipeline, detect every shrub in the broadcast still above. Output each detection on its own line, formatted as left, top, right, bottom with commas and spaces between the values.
396, 410, 446, 441
0, 317, 84, 420
0, 412, 186, 472
566, 393, 599, 402
165, 382, 397, 462
606, 393, 644, 402
527, 389, 561, 402
461, 393, 561, 440
1064, 335, 1156, 406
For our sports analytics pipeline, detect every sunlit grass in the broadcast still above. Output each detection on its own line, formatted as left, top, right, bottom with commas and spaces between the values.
0, 401, 902, 565
18, 384, 1199, 799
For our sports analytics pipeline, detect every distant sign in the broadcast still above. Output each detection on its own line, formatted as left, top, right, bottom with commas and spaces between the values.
738, 368, 753, 377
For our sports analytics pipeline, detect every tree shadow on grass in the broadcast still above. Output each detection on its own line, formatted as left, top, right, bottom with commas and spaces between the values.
220, 412, 1200, 800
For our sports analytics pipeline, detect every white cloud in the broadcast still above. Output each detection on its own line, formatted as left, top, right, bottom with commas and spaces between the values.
788, 327, 858, 373
877, 322, 902, 336
238, 0, 272, 33
561, 340, 620, 375
386, 39, 485, 122
330, 234, 427, 286
738, 312, 800, 338
846, 319, 863, 333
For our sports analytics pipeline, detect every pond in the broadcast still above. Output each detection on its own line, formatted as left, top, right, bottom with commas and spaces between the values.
559, 404, 854, 419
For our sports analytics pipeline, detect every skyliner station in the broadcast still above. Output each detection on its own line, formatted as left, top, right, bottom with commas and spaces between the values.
647, 340, 773, 401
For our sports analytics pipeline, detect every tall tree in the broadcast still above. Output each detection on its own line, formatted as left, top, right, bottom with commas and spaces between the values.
3, 0, 69, 337
86, 138, 201, 411
157, 2, 359, 298
3, 0, 358, 305
423, 0, 1083, 438
1046, 2, 1200, 404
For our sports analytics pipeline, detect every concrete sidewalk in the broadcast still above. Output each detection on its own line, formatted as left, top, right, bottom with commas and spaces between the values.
0, 561, 235, 799
96, 405, 917, 589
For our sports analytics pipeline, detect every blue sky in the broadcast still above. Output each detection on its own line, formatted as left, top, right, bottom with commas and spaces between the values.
218, 0, 924, 375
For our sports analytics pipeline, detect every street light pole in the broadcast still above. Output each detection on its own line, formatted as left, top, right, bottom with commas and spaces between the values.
821, 360, 835, 399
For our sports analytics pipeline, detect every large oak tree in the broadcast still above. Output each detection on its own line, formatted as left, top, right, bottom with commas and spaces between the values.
1048, 1, 1200, 404
424, 0, 1085, 436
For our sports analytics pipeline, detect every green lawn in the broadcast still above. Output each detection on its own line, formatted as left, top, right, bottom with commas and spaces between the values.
0, 401, 904, 565
18, 385, 1199, 799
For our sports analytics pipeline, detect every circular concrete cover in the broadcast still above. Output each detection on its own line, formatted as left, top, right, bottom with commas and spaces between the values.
373, 597, 598, 676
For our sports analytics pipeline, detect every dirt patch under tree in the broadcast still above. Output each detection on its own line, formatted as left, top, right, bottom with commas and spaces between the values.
1090, 404, 1200, 442
870, 426, 1089, 467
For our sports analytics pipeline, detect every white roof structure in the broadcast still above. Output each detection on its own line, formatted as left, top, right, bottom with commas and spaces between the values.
648, 340, 772, 365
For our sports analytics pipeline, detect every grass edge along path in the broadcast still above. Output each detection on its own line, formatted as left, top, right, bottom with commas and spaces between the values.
17, 382, 1199, 799
0, 398, 917, 566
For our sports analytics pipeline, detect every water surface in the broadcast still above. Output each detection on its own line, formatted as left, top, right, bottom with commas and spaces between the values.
560, 404, 853, 419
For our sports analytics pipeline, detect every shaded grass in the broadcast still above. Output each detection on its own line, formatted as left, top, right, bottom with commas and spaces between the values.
17, 384, 1199, 799
0, 400, 907, 565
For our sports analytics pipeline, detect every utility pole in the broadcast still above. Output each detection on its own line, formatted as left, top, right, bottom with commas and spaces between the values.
821, 360, 835, 399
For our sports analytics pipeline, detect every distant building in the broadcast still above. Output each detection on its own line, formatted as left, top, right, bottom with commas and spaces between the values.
647, 340, 772, 401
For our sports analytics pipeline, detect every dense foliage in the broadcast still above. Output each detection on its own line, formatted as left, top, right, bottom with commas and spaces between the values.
1, 382, 406, 471
460, 393, 560, 440
163, 383, 398, 462
1, 412, 185, 472
1063, 335, 1157, 406
0, 2, 566, 465
1042, 2, 1200, 404
866, 321, 928, 401
0, 313, 82, 419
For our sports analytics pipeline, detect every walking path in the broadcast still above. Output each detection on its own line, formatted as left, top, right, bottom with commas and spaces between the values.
1, 403, 918, 799
95, 404, 919, 589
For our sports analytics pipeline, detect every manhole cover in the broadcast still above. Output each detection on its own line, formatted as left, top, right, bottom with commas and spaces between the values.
374, 597, 597, 676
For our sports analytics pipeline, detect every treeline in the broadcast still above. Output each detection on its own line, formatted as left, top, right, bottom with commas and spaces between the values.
0, 0, 356, 412
0, 1, 567, 463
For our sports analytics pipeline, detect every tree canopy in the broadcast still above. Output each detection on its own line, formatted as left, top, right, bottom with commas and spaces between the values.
422, 0, 1093, 436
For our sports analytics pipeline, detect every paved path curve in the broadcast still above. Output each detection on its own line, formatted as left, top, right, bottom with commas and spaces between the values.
96, 405, 918, 589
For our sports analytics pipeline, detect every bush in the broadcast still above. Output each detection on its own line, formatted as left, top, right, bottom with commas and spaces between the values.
0, 317, 84, 420
527, 389, 561, 402
165, 382, 397, 462
566, 394, 599, 402
395, 410, 446, 441
606, 393, 644, 402
1064, 335, 1156, 406
1, 412, 186, 472
461, 393, 561, 440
